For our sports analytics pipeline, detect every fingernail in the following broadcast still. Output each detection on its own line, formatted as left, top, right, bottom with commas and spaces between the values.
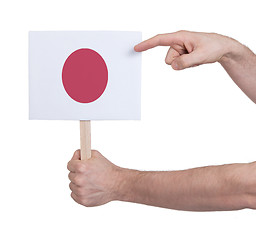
172, 62, 179, 70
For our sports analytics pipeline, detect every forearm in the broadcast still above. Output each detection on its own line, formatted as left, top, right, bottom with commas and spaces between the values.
115, 162, 256, 211
219, 38, 256, 104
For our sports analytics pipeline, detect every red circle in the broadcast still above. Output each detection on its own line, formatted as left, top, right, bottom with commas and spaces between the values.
62, 48, 108, 103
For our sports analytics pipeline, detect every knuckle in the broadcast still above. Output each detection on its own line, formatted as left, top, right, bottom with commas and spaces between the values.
82, 199, 93, 207
73, 176, 83, 186
178, 58, 186, 68
179, 59, 185, 67
68, 172, 72, 180
67, 161, 71, 171
76, 163, 86, 173
71, 192, 77, 201
76, 187, 85, 197
165, 57, 171, 65
176, 30, 189, 40
177, 30, 186, 34
92, 150, 103, 159
71, 193, 82, 204
92, 149, 100, 156
155, 34, 162, 43
72, 150, 79, 157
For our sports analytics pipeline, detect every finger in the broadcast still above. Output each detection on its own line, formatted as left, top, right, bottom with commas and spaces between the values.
67, 150, 80, 172
68, 172, 76, 182
69, 173, 86, 187
134, 33, 183, 52
91, 149, 102, 158
172, 50, 204, 70
165, 47, 180, 65
67, 160, 77, 172
70, 182, 85, 198
71, 192, 82, 205
69, 182, 82, 194
69, 182, 77, 191
71, 149, 81, 160
67, 159, 84, 172
68, 172, 85, 186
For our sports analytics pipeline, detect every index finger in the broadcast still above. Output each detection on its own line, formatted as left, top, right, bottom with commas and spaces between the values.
67, 150, 81, 172
67, 159, 81, 172
134, 33, 181, 52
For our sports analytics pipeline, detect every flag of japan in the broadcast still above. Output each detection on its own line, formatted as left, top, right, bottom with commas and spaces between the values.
29, 31, 141, 120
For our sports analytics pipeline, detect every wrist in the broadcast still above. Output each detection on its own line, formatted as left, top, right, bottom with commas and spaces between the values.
112, 167, 141, 202
218, 36, 247, 65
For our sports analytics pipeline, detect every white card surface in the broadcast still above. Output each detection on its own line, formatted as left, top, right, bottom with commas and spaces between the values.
29, 31, 141, 120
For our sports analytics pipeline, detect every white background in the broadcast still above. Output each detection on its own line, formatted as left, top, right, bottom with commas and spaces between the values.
0, 0, 256, 239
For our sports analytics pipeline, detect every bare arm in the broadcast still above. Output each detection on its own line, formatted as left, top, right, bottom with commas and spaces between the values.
67, 31, 256, 211
68, 150, 256, 211
219, 43, 256, 103
117, 162, 256, 211
134, 31, 256, 104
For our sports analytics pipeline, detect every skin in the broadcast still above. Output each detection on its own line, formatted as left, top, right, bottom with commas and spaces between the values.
134, 31, 256, 104
68, 31, 256, 211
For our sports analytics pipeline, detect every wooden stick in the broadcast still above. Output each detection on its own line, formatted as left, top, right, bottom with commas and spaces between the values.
80, 120, 91, 161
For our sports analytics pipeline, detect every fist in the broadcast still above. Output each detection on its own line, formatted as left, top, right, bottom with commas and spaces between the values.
67, 150, 121, 207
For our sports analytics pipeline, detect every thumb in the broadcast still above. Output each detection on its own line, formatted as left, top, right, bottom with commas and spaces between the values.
71, 149, 81, 160
171, 51, 204, 70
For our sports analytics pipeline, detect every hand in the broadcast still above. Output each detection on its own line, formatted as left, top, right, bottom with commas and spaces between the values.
134, 30, 238, 70
67, 150, 122, 207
